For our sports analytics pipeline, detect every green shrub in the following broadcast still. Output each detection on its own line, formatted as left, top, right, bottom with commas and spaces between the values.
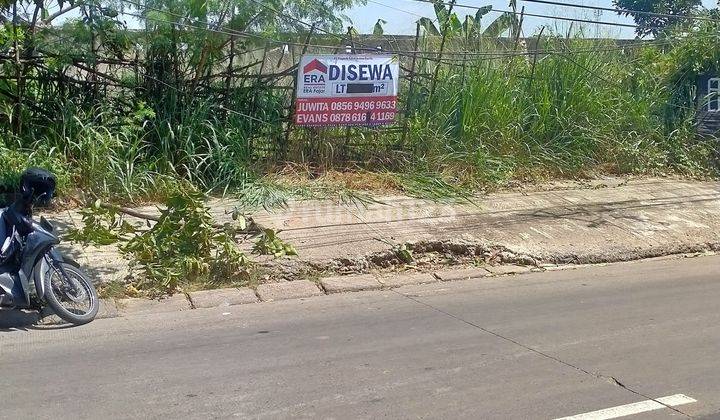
0, 140, 71, 197
68, 187, 253, 296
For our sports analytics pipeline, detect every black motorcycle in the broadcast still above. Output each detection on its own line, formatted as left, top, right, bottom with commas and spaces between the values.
0, 168, 99, 325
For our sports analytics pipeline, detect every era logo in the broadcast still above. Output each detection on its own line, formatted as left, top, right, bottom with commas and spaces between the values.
303, 59, 327, 84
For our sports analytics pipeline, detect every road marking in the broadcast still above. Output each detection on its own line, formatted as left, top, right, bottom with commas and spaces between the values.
554, 394, 697, 420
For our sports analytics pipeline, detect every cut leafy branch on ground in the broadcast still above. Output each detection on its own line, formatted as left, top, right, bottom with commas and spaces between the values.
252, 228, 298, 258
68, 186, 297, 297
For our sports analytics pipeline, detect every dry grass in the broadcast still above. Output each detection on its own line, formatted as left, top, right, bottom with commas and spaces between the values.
267, 163, 402, 193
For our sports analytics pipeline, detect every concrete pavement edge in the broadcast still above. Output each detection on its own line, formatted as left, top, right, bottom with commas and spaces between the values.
99, 251, 716, 320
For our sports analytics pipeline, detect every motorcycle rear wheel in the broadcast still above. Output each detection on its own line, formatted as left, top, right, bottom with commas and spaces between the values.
44, 260, 99, 325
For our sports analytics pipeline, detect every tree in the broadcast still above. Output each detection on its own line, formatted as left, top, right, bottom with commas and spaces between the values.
373, 19, 387, 36
0, 0, 363, 137
417, 1, 517, 40
613, 0, 702, 38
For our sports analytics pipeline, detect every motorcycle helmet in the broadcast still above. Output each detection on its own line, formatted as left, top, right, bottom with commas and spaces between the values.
19, 167, 56, 207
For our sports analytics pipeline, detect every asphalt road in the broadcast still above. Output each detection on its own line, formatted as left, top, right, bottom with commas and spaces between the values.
2, 256, 720, 419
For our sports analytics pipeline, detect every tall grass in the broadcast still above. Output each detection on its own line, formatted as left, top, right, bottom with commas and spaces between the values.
403, 37, 713, 187
0, 33, 716, 203
1, 86, 288, 202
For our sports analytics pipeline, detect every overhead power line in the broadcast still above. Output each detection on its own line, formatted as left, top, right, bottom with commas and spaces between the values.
115, 0, 716, 63
401, 0, 640, 28
521, 0, 720, 24
119, 7, 640, 60
366, 0, 431, 19
242, 0, 658, 58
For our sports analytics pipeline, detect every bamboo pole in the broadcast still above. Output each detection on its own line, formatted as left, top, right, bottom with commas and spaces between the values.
401, 22, 422, 146
527, 26, 545, 92
513, 6, 526, 53
247, 45, 270, 157
281, 23, 316, 160
224, 6, 236, 112
89, 2, 99, 101
342, 26, 357, 162
12, 0, 22, 135
429, 0, 456, 99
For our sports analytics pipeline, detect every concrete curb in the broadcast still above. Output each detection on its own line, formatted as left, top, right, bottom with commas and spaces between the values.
433, 267, 490, 282
256, 280, 323, 302
189, 287, 259, 308
378, 272, 438, 287
486, 265, 534, 276
321, 274, 382, 293
97, 252, 716, 320
112, 295, 191, 316
98, 264, 522, 319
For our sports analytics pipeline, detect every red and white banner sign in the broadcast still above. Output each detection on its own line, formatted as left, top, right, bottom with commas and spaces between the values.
295, 54, 399, 127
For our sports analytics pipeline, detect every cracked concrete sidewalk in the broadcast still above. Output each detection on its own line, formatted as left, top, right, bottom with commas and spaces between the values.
47, 177, 720, 284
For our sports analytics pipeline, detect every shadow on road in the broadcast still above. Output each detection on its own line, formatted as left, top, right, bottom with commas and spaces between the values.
0, 309, 73, 331
0, 309, 39, 331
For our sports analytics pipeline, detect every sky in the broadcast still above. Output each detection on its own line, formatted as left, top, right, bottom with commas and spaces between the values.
346, 0, 719, 38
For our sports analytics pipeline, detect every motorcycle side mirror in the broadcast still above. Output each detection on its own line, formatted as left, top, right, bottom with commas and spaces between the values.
39, 216, 54, 232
